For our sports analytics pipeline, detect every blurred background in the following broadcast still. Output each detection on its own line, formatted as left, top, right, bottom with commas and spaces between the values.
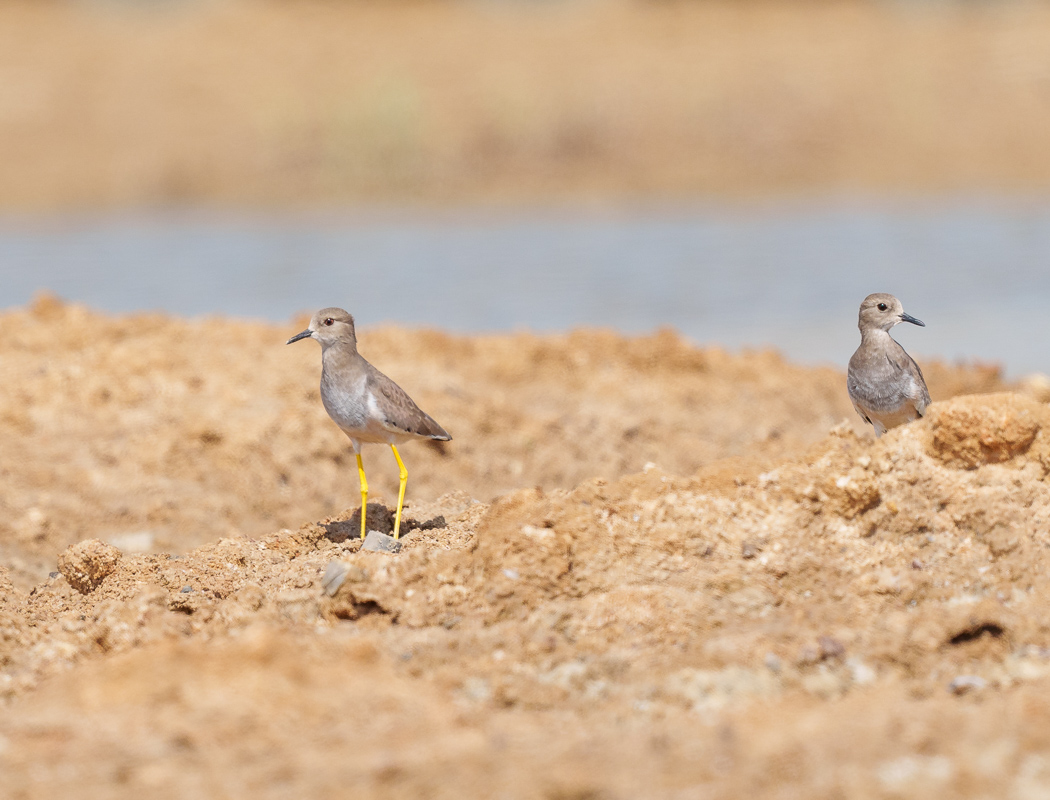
3, 0, 1050, 374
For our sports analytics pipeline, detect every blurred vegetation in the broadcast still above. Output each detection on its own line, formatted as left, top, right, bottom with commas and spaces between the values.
1, 0, 1049, 209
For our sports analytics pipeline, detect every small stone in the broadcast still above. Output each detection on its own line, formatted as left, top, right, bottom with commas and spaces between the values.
362, 531, 402, 554
502, 568, 520, 580
741, 541, 763, 559
764, 653, 782, 673
847, 658, 877, 685
180, 585, 193, 594
48, 571, 59, 579
322, 562, 348, 596
818, 636, 846, 660
949, 675, 987, 695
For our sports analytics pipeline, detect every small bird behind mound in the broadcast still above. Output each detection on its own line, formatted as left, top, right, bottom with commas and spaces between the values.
847, 293, 931, 437
287, 307, 451, 540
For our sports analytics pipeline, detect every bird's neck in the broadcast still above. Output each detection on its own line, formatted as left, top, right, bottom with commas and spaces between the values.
860, 327, 894, 346
321, 339, 359, 363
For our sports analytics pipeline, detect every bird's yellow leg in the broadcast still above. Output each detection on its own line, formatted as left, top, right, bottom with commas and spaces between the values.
356, 453, 368, 540
391, 445, 408, 540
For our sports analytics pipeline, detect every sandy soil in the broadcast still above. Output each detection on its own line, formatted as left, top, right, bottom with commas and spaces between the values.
4, 0, 1050, 210
2, 299, 1049, 796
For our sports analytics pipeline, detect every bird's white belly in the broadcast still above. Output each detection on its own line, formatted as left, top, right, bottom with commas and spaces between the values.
874, 403, 920, 429
321, 380, 404, 447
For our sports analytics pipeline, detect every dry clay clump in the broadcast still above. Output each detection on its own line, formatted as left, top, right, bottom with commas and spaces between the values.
57, 539, 122, 594
926, 392, 1048, 469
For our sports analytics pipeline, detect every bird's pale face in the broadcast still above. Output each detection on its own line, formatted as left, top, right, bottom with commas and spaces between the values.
858, 293, 924, 332
286, 307, 356, 347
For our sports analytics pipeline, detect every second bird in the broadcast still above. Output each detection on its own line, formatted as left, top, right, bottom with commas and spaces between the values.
847, 293, 931, 437
287, 307, 452, 540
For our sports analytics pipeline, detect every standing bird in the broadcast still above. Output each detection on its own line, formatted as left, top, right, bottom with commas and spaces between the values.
287, 308, 451, 540
847, 293, 931, 437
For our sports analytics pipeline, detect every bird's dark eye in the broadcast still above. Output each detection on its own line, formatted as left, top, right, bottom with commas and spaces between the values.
324, 318, 334, 326
877, 303, 888, 311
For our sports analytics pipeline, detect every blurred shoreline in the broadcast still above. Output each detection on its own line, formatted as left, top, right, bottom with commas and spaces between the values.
3, 196, 1049, 376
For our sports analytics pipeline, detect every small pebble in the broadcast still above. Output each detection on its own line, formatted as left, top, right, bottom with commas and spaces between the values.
362, 531, 402, 554
818, 636, 846, 660
48, 572, 59, 579
180, 585, 193, 594
321, 562, 348, 596
797, 644, 821, 666
949, 675, 987, 695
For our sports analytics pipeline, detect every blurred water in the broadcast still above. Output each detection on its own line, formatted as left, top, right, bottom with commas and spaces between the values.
1, 200, 1048, 377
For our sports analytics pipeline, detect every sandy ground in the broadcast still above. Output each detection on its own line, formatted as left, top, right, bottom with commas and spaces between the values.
3, 299, 1050, 796
5, 1, 1050, 794
4, 0, 1050, 210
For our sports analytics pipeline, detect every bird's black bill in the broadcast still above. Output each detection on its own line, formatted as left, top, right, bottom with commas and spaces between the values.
286, 329, 313, 344
899, 313, 925, 327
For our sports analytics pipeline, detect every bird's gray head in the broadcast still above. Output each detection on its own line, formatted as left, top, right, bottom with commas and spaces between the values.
286, 307, 357, 350
858, 293, 925, 333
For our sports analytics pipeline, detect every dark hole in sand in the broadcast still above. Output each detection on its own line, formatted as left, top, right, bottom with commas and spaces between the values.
948, 623, 1005, 646
332, 600, 387, 621
322, 504, 446, 543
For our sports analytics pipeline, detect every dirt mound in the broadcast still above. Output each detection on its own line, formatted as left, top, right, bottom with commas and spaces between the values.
0, 297, 1006, 592
4, 380, 1050, 797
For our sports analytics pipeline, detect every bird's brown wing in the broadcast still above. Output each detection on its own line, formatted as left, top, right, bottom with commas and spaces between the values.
366, 368, 451, 441
891, 342, 932, 417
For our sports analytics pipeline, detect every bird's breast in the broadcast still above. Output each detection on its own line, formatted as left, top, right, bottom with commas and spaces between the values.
320, 372, 370, 432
